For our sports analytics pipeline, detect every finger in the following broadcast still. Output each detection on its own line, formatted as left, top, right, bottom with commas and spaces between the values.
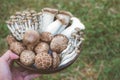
1, 50, 19, 62
24, 74, 41, 80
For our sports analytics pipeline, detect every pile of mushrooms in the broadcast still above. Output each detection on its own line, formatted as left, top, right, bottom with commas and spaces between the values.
6, 8, 85, 70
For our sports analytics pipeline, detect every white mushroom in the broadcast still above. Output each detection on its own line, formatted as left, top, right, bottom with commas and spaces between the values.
40, 8, 58, 32
44, 11, 72, 35
61, 17, 85, 38
57, 11, 73, 33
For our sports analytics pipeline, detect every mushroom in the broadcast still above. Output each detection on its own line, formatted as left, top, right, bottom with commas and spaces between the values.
35, 51, 52, 69
43, 11, 72, 35
50, 34, 69, 53
40, 8, 58, 32
34, 42, 49, 54
52, 52, 60, 68
20, 50, 35, 66
10, 41, 25, 55
23, 30, 40, 50
61, 17, 85, 38
40, 32, 53, 43
59, 38, 83, 66
6, 34, 17, 45
57, 10, 73, 33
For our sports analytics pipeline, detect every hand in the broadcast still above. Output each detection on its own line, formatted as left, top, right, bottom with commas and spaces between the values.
0, 50, 41, 80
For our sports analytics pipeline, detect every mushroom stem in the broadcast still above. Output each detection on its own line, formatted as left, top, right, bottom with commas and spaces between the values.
44, 20, 62, 35
8, 21, 22, 40
57, 25, 67, 34
22, 20, 27, 30
6, 21, 18, 39
26, 17, 32, 30
20, 22, 25, 39
34, 20, 39, 30
14, 21, 23, 38
61, 17, 85, 38
32, 14, 38, 30
37, 12, 42, 32
40, 8, 58, 32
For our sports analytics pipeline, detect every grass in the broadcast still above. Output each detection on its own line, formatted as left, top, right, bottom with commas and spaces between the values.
0, 0, 120, 80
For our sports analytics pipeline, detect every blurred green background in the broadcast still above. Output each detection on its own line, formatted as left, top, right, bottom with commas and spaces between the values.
0, 0, 120, 80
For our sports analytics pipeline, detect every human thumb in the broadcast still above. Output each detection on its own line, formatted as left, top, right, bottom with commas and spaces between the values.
1, 50, 19, 63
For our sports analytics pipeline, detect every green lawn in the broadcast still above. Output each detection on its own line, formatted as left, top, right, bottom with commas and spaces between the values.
0, 0, 120, 80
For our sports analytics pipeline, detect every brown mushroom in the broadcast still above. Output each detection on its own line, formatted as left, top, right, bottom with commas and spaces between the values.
34, 42, 49, 54
10, 42, 25, 55
52, 52, 60, 68
35, 51, 52, 69
40, 32, 53, 43
20, 50, 35, 66
6, 34, 17, 45
23, 30, 40, 50
50, 34, 69, 53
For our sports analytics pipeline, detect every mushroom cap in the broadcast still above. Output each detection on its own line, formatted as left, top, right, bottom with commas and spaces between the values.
56, 11, 73, 25
34, 42, 49, 54
6, 34, 17, 45
40, 32, 53, 43
23, 30, 40, 50
52, 52, 60, 68
35, 52, 52, 69
20, 50, 35, 66
10, 42, 25, 55
42, 8, 58, 14
50, 34, 69, 53
59, 10, 73, 17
